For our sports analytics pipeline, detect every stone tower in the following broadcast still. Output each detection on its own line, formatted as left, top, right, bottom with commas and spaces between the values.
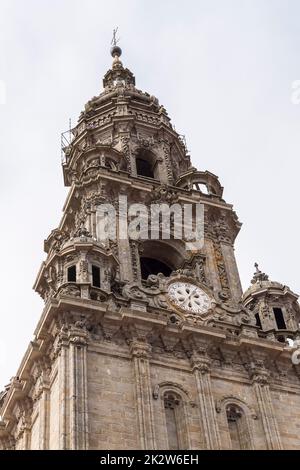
1, 45, 300, 451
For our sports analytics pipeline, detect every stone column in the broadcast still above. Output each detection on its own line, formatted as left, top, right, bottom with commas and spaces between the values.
37, 368, 50, 449
53, 326, 70, 449
130, 340, 156, 449
91, 208, 98, 239
248, 361, 282, 450
79, 252, 90, 300
68, 325, 89, 450
190, 352, 221, 450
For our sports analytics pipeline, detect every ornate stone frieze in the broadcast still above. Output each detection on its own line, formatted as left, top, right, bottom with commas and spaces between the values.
149, 185, 179, 204
58, 284, 81, 298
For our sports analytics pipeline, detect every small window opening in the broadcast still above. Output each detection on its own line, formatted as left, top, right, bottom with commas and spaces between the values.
273, 308, 286, 330
92, 265, 101, 288
67, 265, 76, 282
193, 182, 209, 194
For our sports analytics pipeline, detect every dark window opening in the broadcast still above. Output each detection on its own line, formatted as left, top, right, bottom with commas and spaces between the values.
92, 265, 101, 288
273, 308, 286, 330
140, 257, 172, 279
67, 265, 76, 282
255, 313, 262, 329
136, 158, 154, 178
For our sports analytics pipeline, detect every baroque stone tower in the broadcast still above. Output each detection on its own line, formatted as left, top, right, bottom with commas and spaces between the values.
1, 45, 300, 451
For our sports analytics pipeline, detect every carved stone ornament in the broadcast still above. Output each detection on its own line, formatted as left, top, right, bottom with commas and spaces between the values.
57, 284, 81, 298
247, 360, 270, 386
122, 277, 170, 310
149, 185, 179, 204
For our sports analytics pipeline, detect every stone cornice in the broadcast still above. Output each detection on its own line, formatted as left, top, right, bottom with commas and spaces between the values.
1, 295, 298, 430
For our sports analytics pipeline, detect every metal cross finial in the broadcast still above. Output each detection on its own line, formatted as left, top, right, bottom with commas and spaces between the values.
251, 262, 269, 284
111, 27, 120, 47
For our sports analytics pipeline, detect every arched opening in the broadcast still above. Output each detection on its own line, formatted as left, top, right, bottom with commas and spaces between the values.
226, 404, 250, 450
163, 392, 187, 450
140, 257, 172, 279
136, 158, 154, 178
138, 240, 186, 282
192, 182, 209, 194
164, 393, 180, 450
135, 149, 158, 179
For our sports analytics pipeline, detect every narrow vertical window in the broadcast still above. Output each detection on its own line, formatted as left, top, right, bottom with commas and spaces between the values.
273, 308, 286, 329
67, 265, 76, 282
164, 393, 180, 450
226, 404, 250, 450
255, 313, 262, 328
92, 265, 101, 288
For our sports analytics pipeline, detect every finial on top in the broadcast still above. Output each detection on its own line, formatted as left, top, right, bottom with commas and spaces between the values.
103, 28, 136, 88
110, 27, 122, 59
251, 262, 269, 284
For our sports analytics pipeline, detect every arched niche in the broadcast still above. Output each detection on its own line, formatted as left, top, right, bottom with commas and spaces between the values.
139, 240, 187, 280
176, 170, 224, 198
135, 148, 159, 180
153, 382, 194, 450
216, 396, 257, 450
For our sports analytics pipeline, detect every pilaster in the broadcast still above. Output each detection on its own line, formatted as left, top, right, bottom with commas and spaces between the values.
248, 361, 282, 450
68, 325, 89, 450
129, 340, 156, 450
190, 349, 221, 450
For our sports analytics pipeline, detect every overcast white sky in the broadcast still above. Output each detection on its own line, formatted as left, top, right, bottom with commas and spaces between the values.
0, 0, 299, 390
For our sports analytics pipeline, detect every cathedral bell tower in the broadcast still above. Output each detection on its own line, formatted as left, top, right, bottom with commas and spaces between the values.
0, 43, 300, 451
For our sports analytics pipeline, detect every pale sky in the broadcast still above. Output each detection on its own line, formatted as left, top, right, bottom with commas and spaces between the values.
0, 0, 299, 390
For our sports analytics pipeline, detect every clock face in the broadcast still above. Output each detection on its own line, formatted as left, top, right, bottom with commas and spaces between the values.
168, 282, 212, 314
